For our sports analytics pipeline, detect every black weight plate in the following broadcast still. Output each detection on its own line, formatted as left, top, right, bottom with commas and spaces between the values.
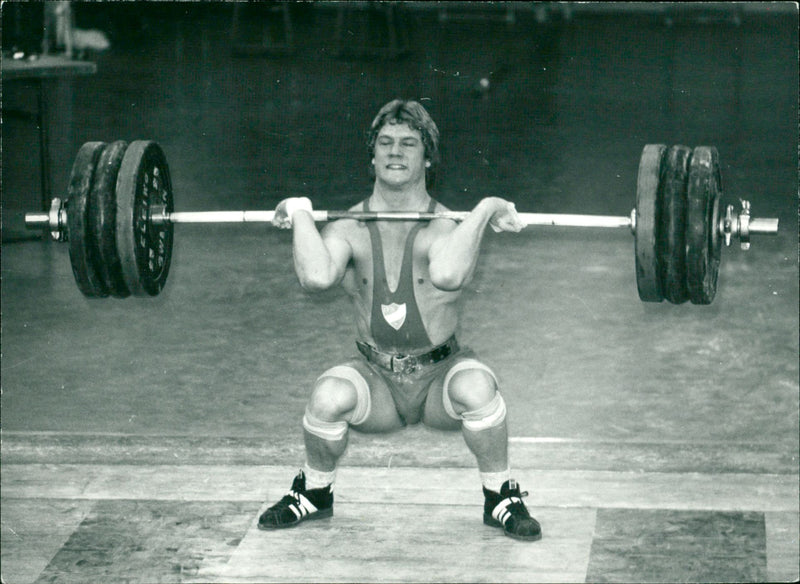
89, 140, 131, 298
67, 141, 109, 298
657, 145, 692, 304
635, 144, 667, 302
116, 140, 174, 297
685, 146, 722, 305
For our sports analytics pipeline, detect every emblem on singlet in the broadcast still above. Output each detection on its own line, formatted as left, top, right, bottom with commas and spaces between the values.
381, 303, 407, 330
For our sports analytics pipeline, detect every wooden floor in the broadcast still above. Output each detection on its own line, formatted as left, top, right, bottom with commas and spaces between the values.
2, 462, 797, 583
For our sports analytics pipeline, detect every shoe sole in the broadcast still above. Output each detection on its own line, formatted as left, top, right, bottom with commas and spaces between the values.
257, 508, 333, 530
484, 515, 542, 542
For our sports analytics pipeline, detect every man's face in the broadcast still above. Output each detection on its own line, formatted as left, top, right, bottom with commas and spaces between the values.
372, 122, 428, 189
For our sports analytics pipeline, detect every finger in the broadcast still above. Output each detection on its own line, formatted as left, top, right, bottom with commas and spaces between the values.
504, 214, 524, 232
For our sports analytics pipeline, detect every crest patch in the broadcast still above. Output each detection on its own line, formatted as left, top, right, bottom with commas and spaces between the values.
381, 302, 407, 330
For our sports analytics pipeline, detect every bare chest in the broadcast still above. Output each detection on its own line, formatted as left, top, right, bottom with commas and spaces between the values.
347, 222, 428, 293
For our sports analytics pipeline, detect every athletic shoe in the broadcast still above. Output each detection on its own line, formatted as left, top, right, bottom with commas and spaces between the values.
257, 470, 333, 530
483, 479, 542, 541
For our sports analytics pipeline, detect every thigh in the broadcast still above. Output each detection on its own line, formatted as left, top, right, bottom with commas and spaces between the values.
334, 359, 406, 434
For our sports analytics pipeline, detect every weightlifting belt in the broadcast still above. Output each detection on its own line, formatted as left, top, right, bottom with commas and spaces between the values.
356, 336, 459, 375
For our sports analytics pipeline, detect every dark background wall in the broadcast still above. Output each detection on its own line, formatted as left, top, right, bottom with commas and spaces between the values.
2, 2, 797, 235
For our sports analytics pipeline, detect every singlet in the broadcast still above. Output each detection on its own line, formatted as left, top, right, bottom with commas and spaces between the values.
365, 198, 436, 352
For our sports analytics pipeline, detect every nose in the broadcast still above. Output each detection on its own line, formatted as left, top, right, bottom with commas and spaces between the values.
389, 141, 402, 156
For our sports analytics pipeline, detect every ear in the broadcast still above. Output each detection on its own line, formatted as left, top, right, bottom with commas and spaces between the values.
425, 160, 431, 168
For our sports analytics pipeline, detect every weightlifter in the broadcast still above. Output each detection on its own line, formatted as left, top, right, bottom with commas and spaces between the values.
259, 99, 541, 541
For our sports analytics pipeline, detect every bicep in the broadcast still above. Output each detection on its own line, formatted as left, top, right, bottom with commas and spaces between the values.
321, 223, 354, 283
426, 218, 459, 262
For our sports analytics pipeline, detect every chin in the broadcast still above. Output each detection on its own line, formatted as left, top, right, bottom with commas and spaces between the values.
379, 177, 410, 188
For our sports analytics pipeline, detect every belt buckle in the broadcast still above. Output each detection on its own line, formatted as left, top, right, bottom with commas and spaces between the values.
391, 354, 417, 375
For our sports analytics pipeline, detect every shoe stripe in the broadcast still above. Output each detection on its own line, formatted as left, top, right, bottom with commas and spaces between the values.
296, 492, 319, 515
492, 496, 523, 526
498, 509, 509, 525
287, 490, 319, 518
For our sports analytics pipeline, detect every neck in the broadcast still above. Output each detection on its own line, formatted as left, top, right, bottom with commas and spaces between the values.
370, 182, 430, 211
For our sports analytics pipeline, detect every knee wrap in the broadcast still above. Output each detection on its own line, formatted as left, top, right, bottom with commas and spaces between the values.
303, 409, 348, 442
461, 392, 507, 432
315, 365, 372, 426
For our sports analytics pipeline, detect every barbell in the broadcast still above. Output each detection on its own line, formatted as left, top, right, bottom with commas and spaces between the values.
24, 140, 779, 304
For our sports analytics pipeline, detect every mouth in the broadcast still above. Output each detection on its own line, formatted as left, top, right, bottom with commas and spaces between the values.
385, 164, 407, 170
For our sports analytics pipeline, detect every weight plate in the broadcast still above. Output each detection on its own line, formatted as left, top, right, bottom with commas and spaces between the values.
89, 140, 131, 298
67, 141, 109, 298
635, 144, 667, 302
115, 140, 174, 297
685, 146, 722, 305
657, 145, 692, 304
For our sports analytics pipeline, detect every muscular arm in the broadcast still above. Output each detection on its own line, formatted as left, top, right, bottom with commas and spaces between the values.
428, 197, 523, 291
290, 212, 352, 291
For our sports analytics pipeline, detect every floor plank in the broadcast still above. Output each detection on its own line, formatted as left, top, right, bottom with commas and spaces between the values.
765, 511, 800, 583
0, 499, 94, 584
2, 464, 797, 512
196, 506, 596, 583
586, 509, 767, 583
3, 431, 796, 474
6, 496, 793, 584
34, 500, 260, 584
3, 464, 796, 583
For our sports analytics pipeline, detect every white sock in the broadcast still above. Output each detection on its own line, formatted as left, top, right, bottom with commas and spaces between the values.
480, 468, 512, 493
303, 463, 336, 490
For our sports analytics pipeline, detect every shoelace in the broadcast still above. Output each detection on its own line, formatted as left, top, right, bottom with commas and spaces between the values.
505, 489, 529, 502
506, 498, 531, 517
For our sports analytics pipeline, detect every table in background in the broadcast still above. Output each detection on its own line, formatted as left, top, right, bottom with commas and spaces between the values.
2, 55, 96, 221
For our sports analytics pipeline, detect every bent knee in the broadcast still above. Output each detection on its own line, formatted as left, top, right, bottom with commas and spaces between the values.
444, 361, 499, 415
442, 361, 507, 432
308, 366, 371, 424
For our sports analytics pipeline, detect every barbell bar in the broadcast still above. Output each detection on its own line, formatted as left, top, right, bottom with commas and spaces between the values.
26, 204, 779, 235
24, 140, 779, 303
26, 205, 779, 235
155, 209, 637, 228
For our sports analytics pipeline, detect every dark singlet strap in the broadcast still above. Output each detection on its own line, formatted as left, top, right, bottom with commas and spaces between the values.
365, 198, 436, 351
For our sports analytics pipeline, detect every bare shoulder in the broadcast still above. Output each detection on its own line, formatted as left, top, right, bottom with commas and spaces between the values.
320, 201, 362, 235
320, 201, 369, 252
321, 217, 358, 237
422, 200, 458, 238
